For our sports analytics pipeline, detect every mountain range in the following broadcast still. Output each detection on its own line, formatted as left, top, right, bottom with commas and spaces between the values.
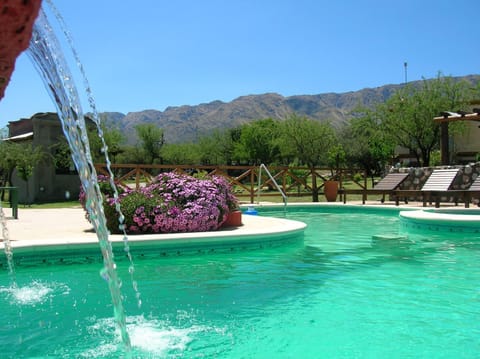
101, 75, 480, 144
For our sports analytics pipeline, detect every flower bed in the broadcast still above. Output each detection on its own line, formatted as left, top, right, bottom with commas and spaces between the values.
80, 172, 238, 234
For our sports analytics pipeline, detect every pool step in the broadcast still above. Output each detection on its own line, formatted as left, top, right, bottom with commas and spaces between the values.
372, 234, 408, 241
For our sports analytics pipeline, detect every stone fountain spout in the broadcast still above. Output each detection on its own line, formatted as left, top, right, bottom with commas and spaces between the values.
0, 0, 42, 101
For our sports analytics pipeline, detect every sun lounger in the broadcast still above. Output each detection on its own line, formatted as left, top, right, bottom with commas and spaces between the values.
468, 175, 480, 191
395, 168, 460, 207
463, 175, 480, 208
343, 172, 410, 204
421, 169, 459, 191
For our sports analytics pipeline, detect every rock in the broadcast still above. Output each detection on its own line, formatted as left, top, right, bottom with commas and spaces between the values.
0, 0, 42, 100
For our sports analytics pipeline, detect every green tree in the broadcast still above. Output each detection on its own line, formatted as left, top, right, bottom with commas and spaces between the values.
342, 110, 395, 184
17, 143, 45, 204
327, 144, 346, 176
162, 143, 201, 164
117, 145, 144, 164
88, 124, 126, 163
280, 114, 336, 168
198, 128, 236, 165
279, 114, 336, 201
0, 141, 19, 186
50, 138, 74, 173
234, 118, 281, 165
135, 123, 164, 164
378, 74, 472, 166
0, 142, 45, 204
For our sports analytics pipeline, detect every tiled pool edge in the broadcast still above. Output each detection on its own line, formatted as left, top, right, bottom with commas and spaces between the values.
1, 215, 307, 266
399, 208, 480, 233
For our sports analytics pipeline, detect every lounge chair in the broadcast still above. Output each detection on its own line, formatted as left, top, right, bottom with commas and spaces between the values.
464, 175, 480, 208
395, 168, 460, 207
343, 172, 410, 204
468, 175, 480, 191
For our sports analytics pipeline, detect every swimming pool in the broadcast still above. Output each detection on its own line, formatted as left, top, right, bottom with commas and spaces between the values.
1, 205, 479, 358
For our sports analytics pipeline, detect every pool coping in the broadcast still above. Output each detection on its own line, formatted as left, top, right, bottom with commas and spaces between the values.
0, 208, 307, 258
400, 207, 480, 221
399, 207, 480, 233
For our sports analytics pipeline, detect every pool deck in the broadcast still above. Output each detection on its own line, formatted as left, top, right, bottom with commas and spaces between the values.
1, 207, 307, 250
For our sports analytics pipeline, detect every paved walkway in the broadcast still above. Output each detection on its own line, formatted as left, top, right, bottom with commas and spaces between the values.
5, 208, 93, 242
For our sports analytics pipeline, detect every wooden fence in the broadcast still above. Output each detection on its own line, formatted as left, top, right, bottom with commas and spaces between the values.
94, 164, 367, 203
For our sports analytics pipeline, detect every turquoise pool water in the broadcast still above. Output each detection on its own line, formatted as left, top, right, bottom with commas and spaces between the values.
1, 206, 480, 358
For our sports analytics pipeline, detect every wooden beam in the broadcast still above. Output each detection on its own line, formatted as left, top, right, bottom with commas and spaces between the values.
434, 113, 480, 123
440, 122, 449, 165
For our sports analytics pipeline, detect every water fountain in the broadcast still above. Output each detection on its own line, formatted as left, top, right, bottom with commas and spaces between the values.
1, 1, 133, 355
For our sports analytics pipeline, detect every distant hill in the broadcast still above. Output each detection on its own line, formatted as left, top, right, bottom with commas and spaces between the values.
101, 74, 480, 144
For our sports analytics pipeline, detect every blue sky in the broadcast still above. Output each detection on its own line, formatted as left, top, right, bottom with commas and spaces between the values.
0, 0, 479, 128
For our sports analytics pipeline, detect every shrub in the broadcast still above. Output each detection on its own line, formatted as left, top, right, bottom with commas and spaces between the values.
80, 172, 239, 234
353, 172, 364, 184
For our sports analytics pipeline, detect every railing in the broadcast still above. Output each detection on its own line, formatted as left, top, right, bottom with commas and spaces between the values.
257, 164, 287, 209
0, 187, 18, 219
94, 163, 367, 203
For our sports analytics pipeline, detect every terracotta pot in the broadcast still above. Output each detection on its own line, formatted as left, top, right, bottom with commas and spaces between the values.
324, 181, 339, 202
223, 210, 243, 227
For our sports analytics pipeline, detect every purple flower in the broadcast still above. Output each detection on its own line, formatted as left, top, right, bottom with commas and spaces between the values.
82, 171, 238, 234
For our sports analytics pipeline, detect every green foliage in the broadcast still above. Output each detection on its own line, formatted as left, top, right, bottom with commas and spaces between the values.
0, 141, 45, 185
279, 114, 337, 168
430, 150, 442, 166
286, 166, 310, 186
327, 144, 346, 172
135, 123, 165, 164
16, 144, 45, 178
191, 170, 210, 179
50, 139, 74, 173
233, 118, 282, 165
2, 142, 46, 204
341, 108, 395, 176
103, 191, 158, 233
87, 122, 126, 163
17, 162, 34, 182
353, 172, 364, 183
162, 143, 201, 164
198, 128, 236, 165
378, 74, 472, 166
116, 145, 144, 164
0, 141, 20, 185
97, 176, 128, 198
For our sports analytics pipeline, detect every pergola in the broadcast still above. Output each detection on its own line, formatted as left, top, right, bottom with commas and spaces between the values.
434, 110, 480, 165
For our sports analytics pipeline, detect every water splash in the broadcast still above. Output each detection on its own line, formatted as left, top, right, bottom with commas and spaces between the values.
27, 7, 132, 355
0, 280, 70, 306
78, 315, 209, 358
0, 206, 16, 284
43, 0, 141, 309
